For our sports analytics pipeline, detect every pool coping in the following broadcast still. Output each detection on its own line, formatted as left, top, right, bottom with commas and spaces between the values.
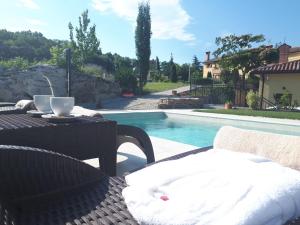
98, 109, 300, 127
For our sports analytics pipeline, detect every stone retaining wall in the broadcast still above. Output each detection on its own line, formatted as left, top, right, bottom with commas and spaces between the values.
0, 65, 121, 106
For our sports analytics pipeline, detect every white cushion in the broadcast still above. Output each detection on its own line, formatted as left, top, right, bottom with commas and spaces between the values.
213, 126, 300, 170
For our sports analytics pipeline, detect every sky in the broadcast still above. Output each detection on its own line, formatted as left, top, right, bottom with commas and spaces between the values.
0, 0, 300, 64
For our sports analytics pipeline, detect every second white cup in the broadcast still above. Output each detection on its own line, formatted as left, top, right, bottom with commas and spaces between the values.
50, 97, 75, 116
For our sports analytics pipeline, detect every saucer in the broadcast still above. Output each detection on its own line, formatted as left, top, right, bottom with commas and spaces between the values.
42, 114, 79, 123
27, 110, 52, 117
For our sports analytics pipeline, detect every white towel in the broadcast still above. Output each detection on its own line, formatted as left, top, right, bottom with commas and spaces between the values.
122, 149, 300, 225
71, 106, 102, 117
15, 100, 33, 109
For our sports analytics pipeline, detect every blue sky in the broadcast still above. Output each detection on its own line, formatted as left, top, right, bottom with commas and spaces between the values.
0, 0, 300, 64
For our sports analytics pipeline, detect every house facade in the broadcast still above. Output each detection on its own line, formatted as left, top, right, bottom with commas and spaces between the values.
202, 52, 221, 79
251, 44, 300, 108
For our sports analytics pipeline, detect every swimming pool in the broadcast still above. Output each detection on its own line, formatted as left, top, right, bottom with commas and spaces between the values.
104, 112, 300, 147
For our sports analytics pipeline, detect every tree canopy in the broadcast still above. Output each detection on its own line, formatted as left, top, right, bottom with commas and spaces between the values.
214, 34, 278, 75
0, 29, 58, 61
214, 34, 265, 56
68, 10, 101, 65
192, 55, 201, 70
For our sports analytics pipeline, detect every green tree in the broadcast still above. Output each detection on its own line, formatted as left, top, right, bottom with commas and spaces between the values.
68, 10, 101, 66
49, 40, 70, 67
155, 56, 160, 73
152, 56, 161, 81
214, 34, 266, 76
0, 29, 56, 61
214, 34, 278, 104
169, 54, 177, 82
160, 61, 168, 75
178, 63, 190, 81
135, 1, 151, 93
114, 55, 137, 93
192, 55, 200, 70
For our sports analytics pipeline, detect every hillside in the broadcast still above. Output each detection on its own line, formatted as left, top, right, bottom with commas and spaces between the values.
0, 29, 66, 61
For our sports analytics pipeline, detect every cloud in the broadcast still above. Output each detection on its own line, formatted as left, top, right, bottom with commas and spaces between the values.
91, 0, 196, 42
17, 0, 40, 10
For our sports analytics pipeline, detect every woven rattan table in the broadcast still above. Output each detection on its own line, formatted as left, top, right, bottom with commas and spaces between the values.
0, 114, 118, 175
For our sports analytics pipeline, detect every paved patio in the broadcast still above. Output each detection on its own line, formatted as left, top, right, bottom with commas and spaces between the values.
101, 85, 190, 110
84, 135, 197, 176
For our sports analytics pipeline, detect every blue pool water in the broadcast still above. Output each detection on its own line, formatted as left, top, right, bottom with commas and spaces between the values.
104, 112, 300, 147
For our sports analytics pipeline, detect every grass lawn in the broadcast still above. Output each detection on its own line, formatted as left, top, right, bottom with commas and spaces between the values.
195, 109, 300, 120
143, 82, 187, 94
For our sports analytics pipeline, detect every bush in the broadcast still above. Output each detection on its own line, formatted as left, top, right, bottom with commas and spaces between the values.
280, 90, 292, 108
159, 76, 169, 82
0, 57, 31, 70
246, 90, 260, 109
116, 73, 137, 93
49, 46, 66, 68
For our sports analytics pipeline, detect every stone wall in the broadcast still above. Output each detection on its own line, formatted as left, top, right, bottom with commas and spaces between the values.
0, 65, 121, 106
158, 97, 205, 109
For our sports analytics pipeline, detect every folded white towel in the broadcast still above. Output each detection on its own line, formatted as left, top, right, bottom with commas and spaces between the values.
15, 100, 33, 110
71, 106, 102, 117
123, 149, 300, 225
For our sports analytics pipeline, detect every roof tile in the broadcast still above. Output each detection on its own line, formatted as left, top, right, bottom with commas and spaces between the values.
251, 60, 300, 74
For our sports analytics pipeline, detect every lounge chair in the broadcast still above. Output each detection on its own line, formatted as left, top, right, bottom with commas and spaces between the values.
0, 100, 35, 114
0, 145, 209, 225
1, 126, 300, 225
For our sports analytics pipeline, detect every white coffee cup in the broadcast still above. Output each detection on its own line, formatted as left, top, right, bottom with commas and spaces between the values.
50, 97, 75, 116
33, 95, 52, 113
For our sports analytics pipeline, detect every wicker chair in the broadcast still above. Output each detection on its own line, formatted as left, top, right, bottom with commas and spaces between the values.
117, 124, 155, 164
0, 101, 35, 114
0, 102, 16, 107
0, 145, 299, 225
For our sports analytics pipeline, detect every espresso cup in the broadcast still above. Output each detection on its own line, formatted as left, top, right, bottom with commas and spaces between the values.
50, 97, 75, 116
33, 95, 52, 113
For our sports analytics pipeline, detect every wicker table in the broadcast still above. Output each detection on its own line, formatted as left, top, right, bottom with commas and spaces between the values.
0, 114, 118, 176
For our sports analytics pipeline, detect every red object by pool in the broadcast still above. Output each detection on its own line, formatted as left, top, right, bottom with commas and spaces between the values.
160, 195, 169, 201
122, 92, 134, 97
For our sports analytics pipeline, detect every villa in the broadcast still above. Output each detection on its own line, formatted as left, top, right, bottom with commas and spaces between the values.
251, 44, 300, 107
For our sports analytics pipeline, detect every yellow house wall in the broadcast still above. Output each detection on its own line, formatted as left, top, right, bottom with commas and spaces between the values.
259, 73, 300, 104
288, 52, 300, 62
203, 63, 221, 79
203, 65, 210, 78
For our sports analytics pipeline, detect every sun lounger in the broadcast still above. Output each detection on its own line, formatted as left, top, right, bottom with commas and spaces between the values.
0, 144, 299, 225
0, 145, 210, 225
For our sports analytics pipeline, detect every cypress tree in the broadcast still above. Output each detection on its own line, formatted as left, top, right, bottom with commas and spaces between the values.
169, 53, 177, 82
135, 1, 151, 93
